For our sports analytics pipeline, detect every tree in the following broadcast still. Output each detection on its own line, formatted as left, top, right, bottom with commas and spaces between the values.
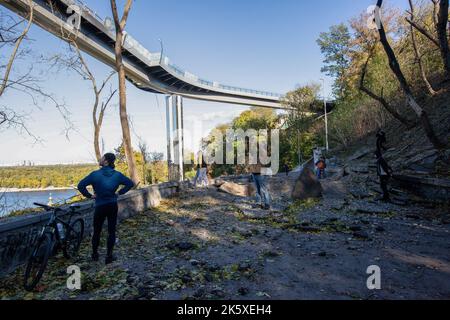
50, 44, 117, 161
434, 0, 449, 80
372, 0, 445, 149
44, 1, 118, 161
147, 152, 166, 184
406, 0, 450, 80
149, 152, 164, 162
138, 141, 149, 185
282, 84, 321, 164
232, 107, 278, 132
317, 24, 351, 99
0, 1, 71, 139
359, 46, 415, 128
110, 0, 139, 184
0, 1, 33, 98
407, 0, 437, 95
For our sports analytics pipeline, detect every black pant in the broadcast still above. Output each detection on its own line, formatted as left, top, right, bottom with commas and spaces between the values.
92, 203, 118, 257
380, 176, 390, 200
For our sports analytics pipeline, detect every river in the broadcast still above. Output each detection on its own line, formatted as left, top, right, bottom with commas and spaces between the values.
0, 189, 79, 217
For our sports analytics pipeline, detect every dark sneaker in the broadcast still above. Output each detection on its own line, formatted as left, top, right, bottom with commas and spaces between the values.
263, 204, 271, 211
91, 252, 99, 262
105, 255, 116, 265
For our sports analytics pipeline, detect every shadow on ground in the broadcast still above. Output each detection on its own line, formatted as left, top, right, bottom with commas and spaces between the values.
1, 180, 449, 300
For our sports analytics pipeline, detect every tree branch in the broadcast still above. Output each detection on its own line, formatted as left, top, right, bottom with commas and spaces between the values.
408, 0, 438, 95
405, 17, 440, 47
359, 48, 415, 128
376, 0, 446, 149
0, 0, 34, 97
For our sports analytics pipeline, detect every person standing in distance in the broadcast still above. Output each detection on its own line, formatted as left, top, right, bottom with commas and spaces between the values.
78, 153, 135, 265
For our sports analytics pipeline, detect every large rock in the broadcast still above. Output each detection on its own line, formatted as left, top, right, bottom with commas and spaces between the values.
291, 167, 323, 200
218, 181, 255, 197
214, 179, 226, 187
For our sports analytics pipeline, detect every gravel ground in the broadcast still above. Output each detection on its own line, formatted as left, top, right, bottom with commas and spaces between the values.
1, 175, 449, 300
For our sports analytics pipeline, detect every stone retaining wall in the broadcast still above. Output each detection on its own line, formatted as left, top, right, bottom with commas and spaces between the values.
393, 175, 450, 203
0, 182, 181, 277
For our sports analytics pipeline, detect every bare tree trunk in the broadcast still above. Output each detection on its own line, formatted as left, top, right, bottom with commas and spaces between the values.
110, 0, 139, 184
94, 88, 116, 161
408, 0, 437, 95
376, 0, 445, 150
436, 0, 450, 79
432, 0, 440, 28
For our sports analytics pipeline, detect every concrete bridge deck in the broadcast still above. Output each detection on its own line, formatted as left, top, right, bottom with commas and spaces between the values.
0, 0, 285, 109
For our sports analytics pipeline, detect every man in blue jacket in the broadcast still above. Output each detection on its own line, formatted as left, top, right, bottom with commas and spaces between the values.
78, 153, 135, 264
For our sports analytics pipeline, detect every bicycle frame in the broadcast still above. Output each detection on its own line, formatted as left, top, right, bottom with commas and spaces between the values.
24, 203, 83, 291
35, 203, 81, 248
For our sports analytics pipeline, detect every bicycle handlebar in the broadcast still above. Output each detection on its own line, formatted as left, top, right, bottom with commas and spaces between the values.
34, 203, 56, 211
34, 203, 81, 212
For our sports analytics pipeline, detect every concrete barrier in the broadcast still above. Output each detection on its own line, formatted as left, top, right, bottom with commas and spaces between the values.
0, 182, 181, 277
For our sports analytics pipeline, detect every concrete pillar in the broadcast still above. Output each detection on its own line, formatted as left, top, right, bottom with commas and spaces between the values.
166, 95, 184, 182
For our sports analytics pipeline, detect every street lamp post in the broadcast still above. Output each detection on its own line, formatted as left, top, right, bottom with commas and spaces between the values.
320, 78, 329, 151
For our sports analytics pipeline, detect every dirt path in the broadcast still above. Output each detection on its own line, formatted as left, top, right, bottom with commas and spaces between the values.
1, 179, 449, 300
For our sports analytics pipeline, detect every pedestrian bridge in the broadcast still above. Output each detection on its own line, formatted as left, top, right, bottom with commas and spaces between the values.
0, 0, 285, 109
0, 0, 291, 181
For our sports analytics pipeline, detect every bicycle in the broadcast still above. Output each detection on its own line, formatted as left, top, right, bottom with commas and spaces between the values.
23, 202, 85, 292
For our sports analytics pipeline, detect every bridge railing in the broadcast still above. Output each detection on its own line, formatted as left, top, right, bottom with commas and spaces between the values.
66, 0, 283, 99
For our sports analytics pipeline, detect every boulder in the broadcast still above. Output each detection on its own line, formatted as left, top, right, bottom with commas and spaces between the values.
291, 167, 323, 200
218, 181, 255, 197
214, 179, 226, 187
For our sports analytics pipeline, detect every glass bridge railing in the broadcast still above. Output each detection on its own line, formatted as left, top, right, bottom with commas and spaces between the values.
67, 0, 282, 99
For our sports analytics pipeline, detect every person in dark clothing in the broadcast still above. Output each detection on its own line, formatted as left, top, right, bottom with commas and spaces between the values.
316, 157, 327, 180
376, 130, 387, 154
78, 153, 135, 264
284, 163, 290, 176
375, 151, 393, 202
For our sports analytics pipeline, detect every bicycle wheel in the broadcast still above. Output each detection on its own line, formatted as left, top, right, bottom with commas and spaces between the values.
24, 232, 53, 291
63, 219, 84, 259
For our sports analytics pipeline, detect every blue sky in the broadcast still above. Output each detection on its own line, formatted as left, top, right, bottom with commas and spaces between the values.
0, 0, 407, 165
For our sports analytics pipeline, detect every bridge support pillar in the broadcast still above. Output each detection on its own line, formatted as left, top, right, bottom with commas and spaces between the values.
166, 95, 184, 182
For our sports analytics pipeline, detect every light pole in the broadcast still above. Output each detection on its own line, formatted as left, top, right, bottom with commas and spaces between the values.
320, 78, 329, 151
